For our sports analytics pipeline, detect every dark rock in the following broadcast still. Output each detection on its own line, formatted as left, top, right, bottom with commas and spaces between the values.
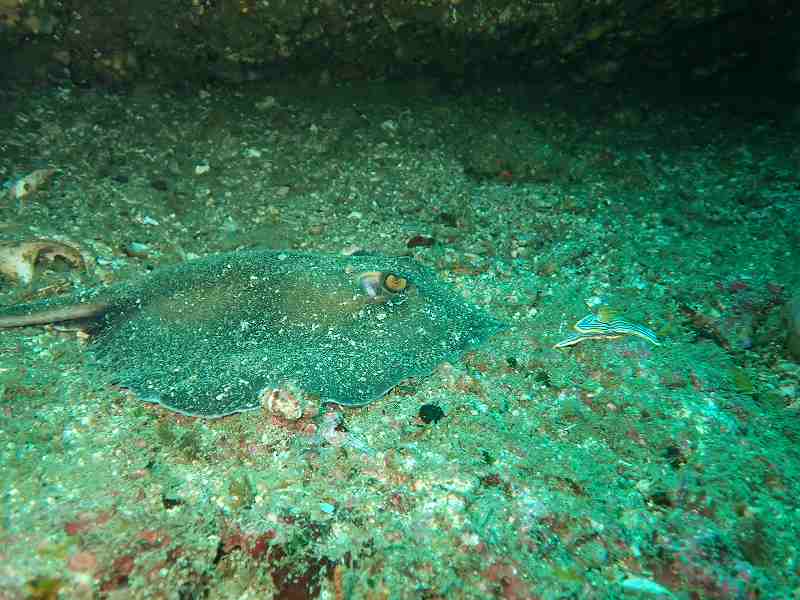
406, 235, 435, 248
0, 1, 795, 88
418, 403, 445, 424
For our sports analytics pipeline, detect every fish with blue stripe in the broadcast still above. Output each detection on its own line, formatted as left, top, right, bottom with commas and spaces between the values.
554, 312, 660, 349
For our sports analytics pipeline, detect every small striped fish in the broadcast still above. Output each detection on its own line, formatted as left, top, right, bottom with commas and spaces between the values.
554, 313, 660, 349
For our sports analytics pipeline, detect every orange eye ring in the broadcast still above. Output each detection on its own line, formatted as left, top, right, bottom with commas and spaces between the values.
382, 273, 407, 293
356, 271, 409, 299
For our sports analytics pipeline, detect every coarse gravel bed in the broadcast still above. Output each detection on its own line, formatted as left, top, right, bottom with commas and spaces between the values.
1, 78, 799, 599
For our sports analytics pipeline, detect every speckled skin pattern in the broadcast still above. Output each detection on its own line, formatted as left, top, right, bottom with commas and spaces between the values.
0, 250, 505, 416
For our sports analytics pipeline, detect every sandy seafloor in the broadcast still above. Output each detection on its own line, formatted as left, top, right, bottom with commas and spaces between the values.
0, 78, 799, 600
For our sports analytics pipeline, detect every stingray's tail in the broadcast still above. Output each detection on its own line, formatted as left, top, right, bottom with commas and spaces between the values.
0, 297, 109, 328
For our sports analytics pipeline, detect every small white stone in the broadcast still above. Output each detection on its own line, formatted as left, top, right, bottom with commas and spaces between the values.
256, 96, 277, 110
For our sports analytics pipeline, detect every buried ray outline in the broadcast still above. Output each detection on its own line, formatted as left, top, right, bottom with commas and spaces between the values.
0, 249, 506, 417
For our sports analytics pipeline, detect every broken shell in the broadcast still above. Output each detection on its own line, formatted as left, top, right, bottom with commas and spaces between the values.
0, 239, 85, 286
4, 168, 55, 202
258, 380, 310, 421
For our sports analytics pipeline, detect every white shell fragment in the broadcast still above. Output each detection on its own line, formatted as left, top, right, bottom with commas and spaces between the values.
0, 239, 85, 285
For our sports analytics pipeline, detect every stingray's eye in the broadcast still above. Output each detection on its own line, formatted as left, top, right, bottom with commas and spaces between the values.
382, 272, 407, 293
357, 271, 409, 300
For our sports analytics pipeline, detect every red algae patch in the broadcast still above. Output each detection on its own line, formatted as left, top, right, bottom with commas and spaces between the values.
68, 551, 98, 573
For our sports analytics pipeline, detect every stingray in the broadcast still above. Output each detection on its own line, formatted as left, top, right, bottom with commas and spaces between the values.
0, 250, 506, 417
